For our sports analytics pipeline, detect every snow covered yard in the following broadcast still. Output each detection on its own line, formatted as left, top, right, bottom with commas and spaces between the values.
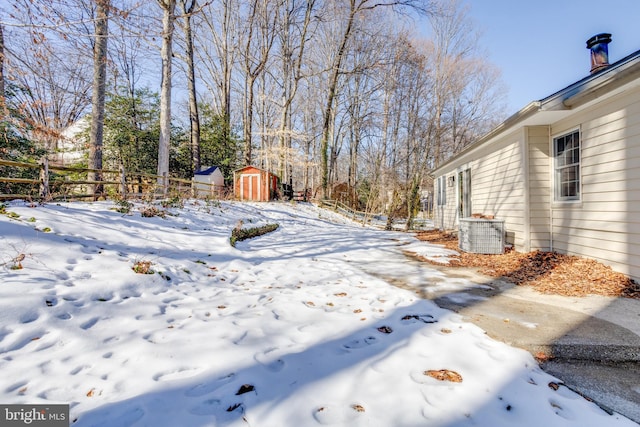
0, 200, 635, 427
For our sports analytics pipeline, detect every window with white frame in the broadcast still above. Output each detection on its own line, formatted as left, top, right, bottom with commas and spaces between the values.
554, 129, 580, 201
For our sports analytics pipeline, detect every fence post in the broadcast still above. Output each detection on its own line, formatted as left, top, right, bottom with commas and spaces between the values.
163, 172, 168, 198
119, 164, 127, 199
39, 157, 50, 201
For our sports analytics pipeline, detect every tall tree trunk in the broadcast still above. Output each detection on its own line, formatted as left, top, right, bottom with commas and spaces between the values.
0, 24, 6, 119
221, 0, 233, 151
157, 0, 176, 192
88, 0, 109, 198
181, 0, 200, 173
244, 78, 255, 165
242, 0, 276, 166
320, 2, 356, 199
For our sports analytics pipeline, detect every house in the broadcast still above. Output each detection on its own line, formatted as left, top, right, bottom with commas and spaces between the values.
233, 166, 279, 201
193, 166, 225, 198
56, 116, 90, 166
432, 33, 640, 281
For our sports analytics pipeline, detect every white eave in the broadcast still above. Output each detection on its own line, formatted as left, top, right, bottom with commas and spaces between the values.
433, 48, 640, 175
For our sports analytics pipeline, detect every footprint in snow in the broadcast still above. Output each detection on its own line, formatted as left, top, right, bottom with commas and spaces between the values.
19, 312, 39, 324
254, 349, 286, 372
5, 330, 48, 352
5, 381, 28, 394
185, 373, 236, 397
313, 403, 366, 425
190, 398, 222, 416
153, 367, 202, 382
80, 317, 100, 330
400, 314, 437, 325
342, 336, 378, 350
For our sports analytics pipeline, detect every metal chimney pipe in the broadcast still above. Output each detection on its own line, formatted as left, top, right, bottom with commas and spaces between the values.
586, 33, 612, 74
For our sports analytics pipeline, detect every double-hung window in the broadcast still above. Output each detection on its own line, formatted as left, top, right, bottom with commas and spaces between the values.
554, 129, 580, 201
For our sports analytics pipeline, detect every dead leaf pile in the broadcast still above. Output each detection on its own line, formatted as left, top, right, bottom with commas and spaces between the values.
415, 230, 640, 299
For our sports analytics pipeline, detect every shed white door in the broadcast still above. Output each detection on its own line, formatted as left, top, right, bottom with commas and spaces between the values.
240, 174, 261, 201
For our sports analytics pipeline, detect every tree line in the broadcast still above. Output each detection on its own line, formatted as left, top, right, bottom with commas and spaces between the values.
0, 0, 506, 225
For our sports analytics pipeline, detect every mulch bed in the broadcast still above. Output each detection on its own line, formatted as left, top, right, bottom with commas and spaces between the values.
414, 230, 640, 299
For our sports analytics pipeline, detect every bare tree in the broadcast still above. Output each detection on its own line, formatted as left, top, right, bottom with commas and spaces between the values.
239, 0, 277, 166
7, 27, 91, 152
156, 0, 176, 190
318, 0, 430, 198
179, 0, 201, 172
274, 0, 316, 182
195, 0, 239, 167
0, 23, 5, 118
88, 0, 110, 197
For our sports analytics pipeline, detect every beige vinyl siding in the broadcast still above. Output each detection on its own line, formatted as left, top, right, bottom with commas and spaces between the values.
550, 85, 640, 279
471, 130, 526, 249
526, 126, 551, 251
434, 130, 528, 249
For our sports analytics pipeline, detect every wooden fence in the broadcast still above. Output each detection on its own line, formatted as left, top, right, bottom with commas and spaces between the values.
319, 199, 432, 230
0, 158, 222, 202
319, 199, 383, 226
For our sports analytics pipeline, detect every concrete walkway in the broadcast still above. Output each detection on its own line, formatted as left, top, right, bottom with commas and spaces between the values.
416, 265, 640, 424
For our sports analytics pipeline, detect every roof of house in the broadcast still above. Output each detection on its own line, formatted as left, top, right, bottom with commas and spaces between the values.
433, 46, 640, 174
194, 166, 220, 176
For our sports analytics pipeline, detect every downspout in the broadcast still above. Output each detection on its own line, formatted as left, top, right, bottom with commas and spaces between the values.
522, 127, 531, 252
549, 125, 554, 252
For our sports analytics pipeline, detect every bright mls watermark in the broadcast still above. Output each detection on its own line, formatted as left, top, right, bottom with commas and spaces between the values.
1, 405, 69, 426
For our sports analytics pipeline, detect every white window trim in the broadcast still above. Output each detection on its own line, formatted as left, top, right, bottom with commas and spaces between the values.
552, 127, 581, 203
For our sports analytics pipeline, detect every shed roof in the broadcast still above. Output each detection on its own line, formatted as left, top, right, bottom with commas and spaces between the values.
234, 165, 278, 176
194, 166, 220, 176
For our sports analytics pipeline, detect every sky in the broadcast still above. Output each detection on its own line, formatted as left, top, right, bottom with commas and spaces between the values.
463, 0, 640, 115
0, 199, 637, 426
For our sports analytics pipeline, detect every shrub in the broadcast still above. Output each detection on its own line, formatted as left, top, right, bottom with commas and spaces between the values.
230, 223, 279, 247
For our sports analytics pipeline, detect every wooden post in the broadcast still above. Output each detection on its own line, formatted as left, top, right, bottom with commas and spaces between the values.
163, 172, 168, 198
39, 157, 50, 201
119, 164, 127, 199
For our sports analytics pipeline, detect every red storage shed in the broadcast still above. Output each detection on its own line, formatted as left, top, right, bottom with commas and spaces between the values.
233, 166, 279, 201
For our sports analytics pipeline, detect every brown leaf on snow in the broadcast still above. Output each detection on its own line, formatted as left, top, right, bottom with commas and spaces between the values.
352, 404, 365, 412
425, 369, 463, 383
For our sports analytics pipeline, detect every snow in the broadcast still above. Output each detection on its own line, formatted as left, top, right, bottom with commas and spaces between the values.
0, 199, 635, 427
